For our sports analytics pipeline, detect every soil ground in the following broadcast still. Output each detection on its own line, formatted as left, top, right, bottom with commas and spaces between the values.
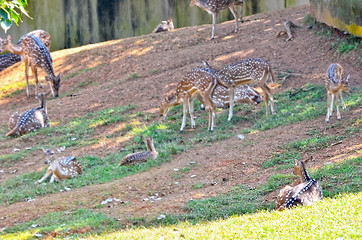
0, 5, 361, 229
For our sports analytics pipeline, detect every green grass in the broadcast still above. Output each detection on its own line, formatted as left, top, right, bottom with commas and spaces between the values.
2, 157, 360, 239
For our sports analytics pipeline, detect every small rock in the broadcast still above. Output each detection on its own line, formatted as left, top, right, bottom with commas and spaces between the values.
237, 134, 245, 140
189, 161, 196, 165
25, 147, 32, 150
143, 198, 149, 201
155, 198, 162, 201
70, 137, 77, 141
190, 175, 196, 178
242, 162, 246, 165
173, 168, 179, 172
157, 214, 166, 220
13, 148, 20, 152
101, 198, 113, 205
10, 170, 17, 174
117, 218, 122, 221
0, 169, 4, 173
174, 182, 180, 185
34, 233, 43, 238
31, 224, 39, 228
25, 197, 35, 202
64, 187, 71, 191
1, 227, 7, 231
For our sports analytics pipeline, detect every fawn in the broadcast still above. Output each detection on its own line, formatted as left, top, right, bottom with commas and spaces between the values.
325, 63, 351, 123
203, 59, 276, 121
190, 0, 243, 39
0, 33, 60, 98
160, 67, 227, 132
6, 93, 50, 137
153, 18, 174, 33
120, 136, 158, 165
0, 30, 51, 72
276, 157, 323, 211
37, 146, 82, 183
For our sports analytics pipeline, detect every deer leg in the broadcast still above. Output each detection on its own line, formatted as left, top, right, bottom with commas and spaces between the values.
336, 93, 341, 120
37, 169, 53, 183
325, 92, 331, 123
189, 97, 196, 129
228, 87, 235, 121
211, 13, 217, 40
201, 93, 216, 131
260, 85, 270, 116
339, 91, 346, 109
180, 97, 189, 132
329, 93, 335, 117
24, 60, 31, 98
229, 6, 239, 33
32, 67, 39, 96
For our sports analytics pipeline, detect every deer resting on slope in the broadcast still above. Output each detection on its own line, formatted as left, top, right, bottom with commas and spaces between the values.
153, 18, 174, 33
120, 137, 158, 165
190, 0, 243, 39
276, 157, 323, 210
37, 146, 82, 183
6, 93, 50, 137
325, 63, 351, 123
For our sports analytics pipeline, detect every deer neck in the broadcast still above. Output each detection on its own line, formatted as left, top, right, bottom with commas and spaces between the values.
146, 140, 157, 153
299, 162, 311, 182
5, 42, 23, 55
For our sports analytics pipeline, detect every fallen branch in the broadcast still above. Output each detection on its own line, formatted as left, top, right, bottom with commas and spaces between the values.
331, 140, 343, 147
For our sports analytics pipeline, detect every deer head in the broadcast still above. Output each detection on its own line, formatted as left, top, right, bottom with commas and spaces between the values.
159, 92, 176, 117
46, 73, 61, 97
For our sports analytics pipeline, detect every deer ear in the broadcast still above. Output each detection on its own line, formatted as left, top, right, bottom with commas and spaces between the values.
345, 75, 350, 82
294, 159, 299, 165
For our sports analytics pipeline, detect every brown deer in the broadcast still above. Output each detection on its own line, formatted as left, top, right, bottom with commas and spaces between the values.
152, 18, 174, 33
0, 30, 51, 72
197, 84, 262, 109
325, 63, 351, 123
37, 146, 82, 183
202, 58, 276, 121
276, 157, 323, 211
0, 33, 60, 98
190, 0, 243, 39
120, 136, 158, 166
6, 93, 50, 137
160, 67, 228, 132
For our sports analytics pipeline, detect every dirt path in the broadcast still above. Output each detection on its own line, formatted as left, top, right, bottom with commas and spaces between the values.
0, 5, 361, 228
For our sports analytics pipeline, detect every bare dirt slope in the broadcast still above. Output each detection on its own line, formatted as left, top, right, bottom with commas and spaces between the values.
0, 5, 361, 228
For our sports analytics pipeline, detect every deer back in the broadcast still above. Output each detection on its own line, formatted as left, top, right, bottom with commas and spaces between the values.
6, 95, 50, 136
212, 84, 261, 108
19, 30, 51, 50
190, 0, 240, 12
51, 156, 82, 180
326, 63, 350, 93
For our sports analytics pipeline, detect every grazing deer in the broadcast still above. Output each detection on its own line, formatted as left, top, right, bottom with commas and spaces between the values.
160, 67, 227, 132
0, 30, 51, 72
0, 53, 21, 71
190, 0, 243, 39
120, 136, 158, 166
37, 146, 82, 183
276, 157, 323, 211
325, 63, 351, 123
153, 18, 174, 33
203, 58, 276, 121
6, 93, 50, 137
197, 84, 262, 109
0, 34, 60, 98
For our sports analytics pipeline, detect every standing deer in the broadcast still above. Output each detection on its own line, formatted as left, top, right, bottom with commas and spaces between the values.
276, 157, 323, 211
0, 30, 51, 72
325, 63, 351, 123
0, 33, 60, 98
160, 67, 228, 132
152, 18, 174, 33
203, 58, 276, 121
120, 136, 158, 165
37, 146, 82, 183
190, 0, 243, 39
6, 93, 50, 137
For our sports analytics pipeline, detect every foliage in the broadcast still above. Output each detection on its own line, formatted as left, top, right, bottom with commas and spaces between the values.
0, 0, 30, 32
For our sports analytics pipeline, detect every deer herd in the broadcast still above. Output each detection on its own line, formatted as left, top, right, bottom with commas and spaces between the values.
0, 0, 353, 212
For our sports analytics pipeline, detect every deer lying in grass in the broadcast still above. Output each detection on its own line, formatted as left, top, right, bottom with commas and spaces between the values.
197, 84, 262, 110
160, 67, 227, 132
325, 63, 351, 123
0, 30, 50, 72
202, 59, 276, 121
6, 93, 50, 137
0, 33, 60, 98
120, 137, 158, 165
276, 157, 323, 211
190, 0, 243, 39
37, 146, 82, 183
153, 18, 174, 33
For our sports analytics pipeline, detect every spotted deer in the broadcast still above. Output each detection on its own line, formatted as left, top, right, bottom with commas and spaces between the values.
37, 146, 82, 183
197, 84, 262, 109
160, 67, 228, 132
325, 63, 351, 123
120, 136, 158, 166
6, 93, 50, 137
153, 18, 174, 33
0, 33, 60, 98
276, 157, 323, 211
203, 58, 276, 121
0, 30, 51, 72
190, 0, 243, 39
